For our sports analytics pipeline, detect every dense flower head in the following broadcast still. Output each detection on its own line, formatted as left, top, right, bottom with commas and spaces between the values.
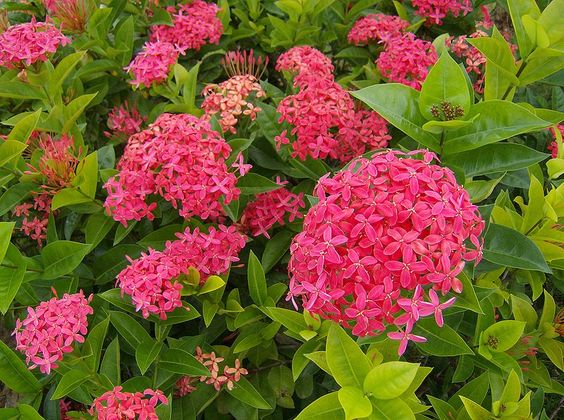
239, 179, 305, 238
89, 386, 167, 420
125, 41, 181, 88
13, 290, 93, 374
377, 33, 438, 89
288, 150, 484, 354
275, 46, 334, 87
150, 0, 223, 51
104, 113, 239, 226
348, 14, 410, 45
277, 77, 390, 162
105, 102, 146, 140
202, 74, 266, 133
411, 0, 473, 25
0, 18, 70, 68
117, 225, 246, 319
548, 124, 564, 158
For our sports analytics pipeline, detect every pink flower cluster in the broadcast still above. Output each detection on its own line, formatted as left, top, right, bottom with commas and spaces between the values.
411, 0, 472, 25
89, 387, 167, 420
125, 41, 181, 88
548, 124, 564, 158
240, 178, 305, 238
288, 150, 484, 354
446, 29, 488, 93
175, 346, 248, 396
150, 0, 223, 51
104, 113, 240, 226
105, 103, 146, 140
13, 291, 93, 374
275, 45, 334, 88
44, 0, 92, 32
276, 49, 391, 162
376, 33, 438, 89
117, 225, 246, 319
348, 14, 410, 45
0, 18, 70, 68
13, 193, 52, 247
202, 74, 266, 133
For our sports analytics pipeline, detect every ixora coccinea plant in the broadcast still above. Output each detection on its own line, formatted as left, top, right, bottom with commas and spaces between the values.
0, 0, 563, 419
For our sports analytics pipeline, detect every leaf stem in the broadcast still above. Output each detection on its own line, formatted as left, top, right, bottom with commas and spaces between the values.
501, 61, 527, 101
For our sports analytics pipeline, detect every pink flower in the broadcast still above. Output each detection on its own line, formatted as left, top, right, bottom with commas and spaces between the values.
13, 291, 93, 374
348, 14, 410, 45
89, 386, 167, 420
288, 150, 484, 354
387, 328, 427, 356
44, 0, 92, 32
117, 225, 246, 319
548, 124, 564, 158
239, 178, 305, 238
104, 113, 239, 226
377, 33, 438, 90
0, 18, 70, 68
202, 74, 266, 134
150, 0, 223, 52
125, 41, 181, 88
411, 0, 473, 25
105, 103, 146, 140
276, 46, 334, 88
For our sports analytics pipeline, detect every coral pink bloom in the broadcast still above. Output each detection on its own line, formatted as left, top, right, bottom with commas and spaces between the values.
548, 124, 563, 158
125, 41, 181, 88
411, 0, 473, 25
0, 18, 70, 68
348, 14, 410, 45
13, 291, 93, 374
288, 150, 484, 354
150, 0, 223, 52
89, 386, 167, 420
388, 327, 427, 356
276, 45, 335, 87
105, 102, 146, 140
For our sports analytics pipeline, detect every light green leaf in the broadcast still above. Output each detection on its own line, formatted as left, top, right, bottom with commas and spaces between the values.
0, 222, 15, 264
460, 396, 492, 420
338, 387, 373, 420
295, 392, 344, 420
51, 188, 91, 210
371, 397, 415, 420
481, 320, 526, 353
364, 362, 419, 400
265, 307, 308, 334
327, 323, 372, 388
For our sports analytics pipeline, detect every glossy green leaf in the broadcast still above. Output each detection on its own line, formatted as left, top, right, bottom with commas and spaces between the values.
85, 213, 115, 250
237, 173, 283, 194
100, 338, 120, 385
83, 316, 110, 372
371, 397, 415, 420
481, 320, 526, 353
0, 340, 41, 393
538, 337, 564, 371
228, 376, 272, 410
265, 307, 308, 333
51, 188, 92, 210
294, 392, 344, 420
262, 230, 294, 272
135, 339, 163, 375
413, 317, 474, 356
338, 387, 372, 420
364, 362, 419, 400
448, 372, 490, 409
41, 240, 91, 279
0, 81, 46, 100
460, 396, 492, 419
109, 311, 152, 350
507, 0, 541, 57
48, 51, 86, 97
0, 183, 35, 216
0, 140, 26, 168
52, 369, 91, 400
160, 348, 210, 377
248, 251, 267, 306
0, 222, 15, 264
327, 323, 372, 388
511, 295, 538, 331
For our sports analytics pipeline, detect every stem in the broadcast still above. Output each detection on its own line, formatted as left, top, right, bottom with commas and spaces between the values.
501, 61, 527, 101
439, 130, 446, 157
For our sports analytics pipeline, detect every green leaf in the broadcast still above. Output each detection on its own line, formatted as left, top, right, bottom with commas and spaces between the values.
419, 51, 471, 120
294, 392, 344, 420
73, 152, 98, 198
41, 240, 91, 280
481, 320, 526, 353
0, 183, 35, 216
109, 311, 152, 350
237, 173, 283, 194
413, 317, 474, 356
443, 101, 551, 154
338, 387, 373, 420
160, 348, 210, 377
444, 143, 548, 177
135, 339, 163, 375
500, 369, 522, 404
0, 140, 27, 168
455, 271, 483, 314
17, 404, 44, 420
0, 222, 15, 264
51, 188, 92, 210
364, 362, 419, 400
352, 84, 440, 151
248, 251, 267, 306
539, 290, 556, 328
199, 275, 225, 295
460, 396, 492, 419
100, 338, 120, 385
227, 376, 272, 410
83, 316, 110, 372
62, 93, 97, 133
326, 323, 372, 388
427, 395, 457, 420
371, 397, 415, 420
52, 369, 90, 400
0, 81, 46, 100
482, 224, 551, 272
48, 51, 86, 98
448, 372, 489, 409
507, 0, 541, 57
511, 295, 538, 331
85, 213, 115, 250
262, 230, 294, 272
538, 337, 564, 371
265, 307, 308, 333
0, 340, 41, 393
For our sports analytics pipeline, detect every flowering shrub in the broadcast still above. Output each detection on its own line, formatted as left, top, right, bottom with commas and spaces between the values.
0, 0, 563, 419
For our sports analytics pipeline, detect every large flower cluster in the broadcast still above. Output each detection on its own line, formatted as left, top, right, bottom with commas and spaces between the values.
104, 113, 239, 226
288, 150, 484, 354
150, 0, 223, 51
105, 103, 146, 140
175, 346, 248, 396
411, 0, 472, 25
117, 225, 246, 319
125, 41, 181, 88
13, 291, 93, 374
202, 74, 266, 133
376, 33, 438, 89
0, 18, 69, 68
240, 179, 305, 238
348, 14, 410, 45
275, 45, 334, 87
89, 387, 167, 420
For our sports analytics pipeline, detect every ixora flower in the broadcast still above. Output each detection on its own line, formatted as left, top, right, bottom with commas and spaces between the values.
411, 0, 473, 25
105, 102, 146, 140
377, 33, 438, 89
117, 225, 246, 319
104, 113, 240, 226
0, 18, 70, 68
150, 0, 223, 51
239, 178, 305, 238
89, 387, 167, 420
43, 0, 93, 32
13, 193, 52, 247
125, 41, 182, 88
13, 290, 93, 374
275, 45, 335, 87
348, 13, 410, 45
548, 124, 563, 158
287, 150, 484, 354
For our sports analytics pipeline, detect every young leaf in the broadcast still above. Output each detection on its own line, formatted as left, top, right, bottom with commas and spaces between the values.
460, 396, 492, 420
294, 392, 344, 420
338, 387, 373, 420
481, 320, 526, 353
363, 361, 419, 400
